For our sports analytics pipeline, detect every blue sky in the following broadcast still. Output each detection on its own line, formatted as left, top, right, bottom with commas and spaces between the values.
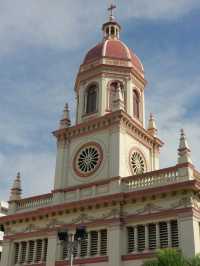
0, 0, 200, 200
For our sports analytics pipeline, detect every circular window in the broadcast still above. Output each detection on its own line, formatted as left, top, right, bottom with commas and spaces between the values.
130, 151, 145, 175
73, 142, 103, 177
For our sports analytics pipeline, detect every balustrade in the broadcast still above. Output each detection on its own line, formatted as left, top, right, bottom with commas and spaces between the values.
122, 167, 184, 192
16, 194, 53, 211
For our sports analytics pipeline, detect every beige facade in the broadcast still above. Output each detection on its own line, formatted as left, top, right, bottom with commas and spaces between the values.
1, 10, 200, 266
0, 201, 8, 261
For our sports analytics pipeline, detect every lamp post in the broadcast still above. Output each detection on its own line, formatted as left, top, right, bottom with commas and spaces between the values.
58, 225, 87, 266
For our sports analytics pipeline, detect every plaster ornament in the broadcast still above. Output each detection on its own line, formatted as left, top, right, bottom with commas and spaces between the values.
171, 197, 192, 209
47, 219, 65, 229
136, 203, 162, 214
71, 213, 96, 224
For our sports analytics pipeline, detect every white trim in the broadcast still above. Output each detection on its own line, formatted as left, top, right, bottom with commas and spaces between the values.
122, 42, 132, 60
102, 40, 108, 57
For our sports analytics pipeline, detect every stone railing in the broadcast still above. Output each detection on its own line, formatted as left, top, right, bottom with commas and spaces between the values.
14, 164, 197, 213
16, 193, 53, 211
122, 166, 183, 192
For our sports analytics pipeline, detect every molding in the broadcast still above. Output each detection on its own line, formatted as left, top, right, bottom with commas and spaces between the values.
55, 256, 108, 265
124, 207, 193, 224
122, 252, 155, 261
53, 176, 118, 193
21, 262, 46, 266
53, 110, 163, 150
1, 180, 199, 225
4, 207, 194, 241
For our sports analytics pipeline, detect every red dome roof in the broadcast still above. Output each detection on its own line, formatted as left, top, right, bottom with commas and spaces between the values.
83, 39, 144, 74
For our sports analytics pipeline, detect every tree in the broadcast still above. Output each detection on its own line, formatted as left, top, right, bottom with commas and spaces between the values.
143, 249, 187, 266
187, 255, 200, 266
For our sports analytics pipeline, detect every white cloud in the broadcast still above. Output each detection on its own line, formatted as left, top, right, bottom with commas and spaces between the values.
0, 151, 55, 201
144, 50, 200, 169
119, 0, 200, 19
0, 0, 199, 54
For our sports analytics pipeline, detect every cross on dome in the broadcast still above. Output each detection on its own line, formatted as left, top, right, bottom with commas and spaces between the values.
108, 3, 116, 20
103, 3, 121, 40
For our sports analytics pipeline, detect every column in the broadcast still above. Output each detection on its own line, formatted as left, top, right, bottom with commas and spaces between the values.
167, 221, 172, 247
97, 231, 101, 256
25, 241, 30, 264
134, 226, 138, 253
46, 233, 58, 266
108, 223, 122, 266
87, 232, 91, 258
156, 223, 160, 250
17, 242, 22, 264
33, 240, 37, 263
77, 237, 81, 258
0, 240, 14, 266
145, 224, 149, 251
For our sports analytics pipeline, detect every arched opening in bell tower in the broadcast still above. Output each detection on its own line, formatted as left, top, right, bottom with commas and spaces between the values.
85, 84, 98, 114
133, 89, 140, 119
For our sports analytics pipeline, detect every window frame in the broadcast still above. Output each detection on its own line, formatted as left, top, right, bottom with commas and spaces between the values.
133, 89, 140, 120
84, 83, 99, 115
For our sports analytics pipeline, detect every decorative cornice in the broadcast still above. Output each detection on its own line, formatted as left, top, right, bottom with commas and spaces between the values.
53, 110, 163, 150
55, 256, 108, 265
122, 252, 155, 261
1, 179, 198, 225
76, 57, 146, 89
4, 207, 194, 241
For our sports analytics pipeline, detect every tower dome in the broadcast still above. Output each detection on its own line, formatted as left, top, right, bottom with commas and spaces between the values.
83, 40, 144, 75
82, 6, 144, 76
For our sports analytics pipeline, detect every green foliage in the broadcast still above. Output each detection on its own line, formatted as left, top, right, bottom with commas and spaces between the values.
143, 249, 200, 266
187, 254, 200, 266
143, 249, 187, 266
143, 260, 158, 266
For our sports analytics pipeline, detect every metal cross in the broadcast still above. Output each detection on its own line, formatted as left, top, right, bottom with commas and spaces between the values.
108, 3, 116, 17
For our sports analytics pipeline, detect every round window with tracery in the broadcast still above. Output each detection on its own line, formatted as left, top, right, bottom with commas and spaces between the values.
73, 142, 103, 177
130, 151, 145, 175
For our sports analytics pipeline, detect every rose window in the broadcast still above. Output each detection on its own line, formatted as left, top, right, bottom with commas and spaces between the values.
130, 152, 145, 175
74, 142, 103, 177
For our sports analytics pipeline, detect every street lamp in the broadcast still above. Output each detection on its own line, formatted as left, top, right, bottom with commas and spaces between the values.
58, 225, 87, 266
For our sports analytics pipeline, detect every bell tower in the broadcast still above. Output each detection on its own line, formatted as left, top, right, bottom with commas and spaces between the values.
75, 6, 146, 127
53, 7, 163, 193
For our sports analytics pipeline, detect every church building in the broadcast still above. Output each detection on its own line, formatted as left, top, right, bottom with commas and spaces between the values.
1, 6, 200, 266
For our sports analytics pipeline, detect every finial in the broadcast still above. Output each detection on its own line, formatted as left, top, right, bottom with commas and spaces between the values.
16, 172, 20, 180
59, 103, 71, 129
102, 3, 121, 40
147, 113, 157, 137
108, 3, 116, 21
9, 172, 22, 201
178, 129, 192, 164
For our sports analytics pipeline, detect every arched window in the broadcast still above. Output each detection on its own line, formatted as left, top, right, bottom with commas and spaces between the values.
86, 85, 98, 114
133, 90, 140, 119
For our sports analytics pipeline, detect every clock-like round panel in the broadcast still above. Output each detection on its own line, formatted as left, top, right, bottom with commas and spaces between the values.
129, 151, 145, 175
73, 142, 103, 177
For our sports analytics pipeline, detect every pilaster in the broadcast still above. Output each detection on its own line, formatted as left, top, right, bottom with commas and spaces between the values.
0, 240, 14, 266
108, 222, 122, 266
46, 233, 58, 266
179, 215, 200, 257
